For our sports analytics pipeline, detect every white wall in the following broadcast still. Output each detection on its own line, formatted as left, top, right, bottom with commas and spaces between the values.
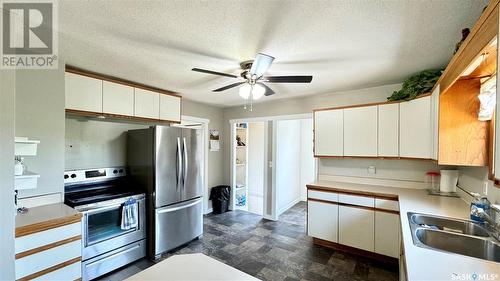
458, 166, 500, 205
15, 66, 66, 199
247, 122, 265, 215
299, 119, 315, 201
0, 69, 16, 280
65, 118, 147, 170
276, 120, 302, 215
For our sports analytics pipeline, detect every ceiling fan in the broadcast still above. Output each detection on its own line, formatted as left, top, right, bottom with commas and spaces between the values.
192, 53, 313, 102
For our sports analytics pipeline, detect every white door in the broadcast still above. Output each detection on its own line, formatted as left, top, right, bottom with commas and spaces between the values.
134, 88, 159, 119
307, 201, 338, 242
375, 211, 400, 258
65, 72, 103, 113
102, 81, 134, 116
339, 205, 374, 251
314, 109, 343, 156
344, 106, 377, 156
400, 96, 432, 158
160, 94, 181, 122
378, 103, 399, 157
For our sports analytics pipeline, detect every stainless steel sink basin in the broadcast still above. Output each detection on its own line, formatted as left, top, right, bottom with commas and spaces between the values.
410, 213, 490, 237
408, 212, 500, 263
415, 228, 500, 262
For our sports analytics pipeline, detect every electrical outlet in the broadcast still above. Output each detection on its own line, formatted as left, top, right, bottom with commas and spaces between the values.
483, 181, 489, 196
368, 166, 376, 174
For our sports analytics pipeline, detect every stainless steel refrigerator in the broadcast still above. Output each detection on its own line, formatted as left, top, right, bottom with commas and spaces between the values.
127, 126, 203, 259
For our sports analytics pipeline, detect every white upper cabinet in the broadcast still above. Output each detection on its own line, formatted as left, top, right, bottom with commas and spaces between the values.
102, 81, 134, 116
159, 94, 181, 122
314, 109, 343, 156
134, 88, 160, 119
344, 106, 378, 156
430, 86, 440, 161
65, 72, 103, 113
399, 96, 432, 158
378, 103, 399, 157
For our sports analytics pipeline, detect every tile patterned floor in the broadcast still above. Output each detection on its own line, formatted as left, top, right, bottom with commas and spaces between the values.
98, 202, 398, 281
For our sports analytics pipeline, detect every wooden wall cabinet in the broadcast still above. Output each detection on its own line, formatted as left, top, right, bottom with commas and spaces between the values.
314, 109, 343, 156
378, 103, 399, 157
399, 96, 432, 159
65, 72, 103, 113
439, 79, 488, 166
343, 106, 378, 156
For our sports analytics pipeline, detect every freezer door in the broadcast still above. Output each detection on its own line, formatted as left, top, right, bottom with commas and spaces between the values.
155, 126, 182, 208
154, 197, 203, 256
181, 128, 203, 201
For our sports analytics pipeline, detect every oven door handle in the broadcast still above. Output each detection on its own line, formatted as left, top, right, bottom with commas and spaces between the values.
84, 203, 123, 215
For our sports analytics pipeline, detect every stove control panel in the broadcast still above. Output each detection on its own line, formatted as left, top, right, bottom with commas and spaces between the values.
64, 167, 126, 184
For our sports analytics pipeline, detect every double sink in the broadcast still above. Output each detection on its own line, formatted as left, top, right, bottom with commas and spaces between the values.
408, 213, 500, 262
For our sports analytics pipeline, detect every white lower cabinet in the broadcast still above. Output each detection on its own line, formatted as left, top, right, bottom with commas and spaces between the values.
375, 211, 400, 258
307, 201, 338, 242
338, 205, 374, 252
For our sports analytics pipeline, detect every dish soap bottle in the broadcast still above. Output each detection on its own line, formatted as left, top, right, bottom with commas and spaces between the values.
470, 196, 490, 222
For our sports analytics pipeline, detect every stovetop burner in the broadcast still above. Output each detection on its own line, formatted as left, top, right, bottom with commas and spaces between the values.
64, 167, 142, 208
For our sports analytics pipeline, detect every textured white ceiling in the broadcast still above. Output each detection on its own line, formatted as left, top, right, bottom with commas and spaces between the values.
59, 0, 487, 107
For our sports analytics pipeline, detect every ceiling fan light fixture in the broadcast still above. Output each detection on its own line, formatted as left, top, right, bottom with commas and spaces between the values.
239, 83, 252, 99
252, 83, 265, 100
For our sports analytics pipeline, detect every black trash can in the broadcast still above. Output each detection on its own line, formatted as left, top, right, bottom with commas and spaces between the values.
209, 185, 230, 214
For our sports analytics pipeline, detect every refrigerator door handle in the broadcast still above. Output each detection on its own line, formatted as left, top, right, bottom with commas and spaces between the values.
156, 198, 202, 214
182, 137, 188, 190
176, 137, 182, 191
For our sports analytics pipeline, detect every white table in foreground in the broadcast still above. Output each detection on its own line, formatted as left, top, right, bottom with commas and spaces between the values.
126, 253, 260, 281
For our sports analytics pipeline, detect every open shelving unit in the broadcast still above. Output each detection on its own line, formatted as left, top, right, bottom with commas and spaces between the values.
231, 123, 249, 211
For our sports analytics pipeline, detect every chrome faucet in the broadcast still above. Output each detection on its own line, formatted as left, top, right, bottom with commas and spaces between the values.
471, 202, 500, 241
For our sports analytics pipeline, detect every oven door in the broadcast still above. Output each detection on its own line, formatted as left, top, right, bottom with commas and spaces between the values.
81, 195, 146, 260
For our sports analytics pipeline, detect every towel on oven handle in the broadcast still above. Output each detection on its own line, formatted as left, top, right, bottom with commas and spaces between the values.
121, 198, 138, 230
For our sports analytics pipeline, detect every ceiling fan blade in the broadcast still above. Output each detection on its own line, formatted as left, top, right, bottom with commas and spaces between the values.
264, 75, 313, 83
250, 53, 275, 77
213, 82, 245, 92
192, 68, 238, 78
258, 83, 275, 96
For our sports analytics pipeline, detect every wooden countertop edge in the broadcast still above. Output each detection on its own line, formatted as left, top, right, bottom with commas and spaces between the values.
16, 213, 83, 238
307, 184, 399, 201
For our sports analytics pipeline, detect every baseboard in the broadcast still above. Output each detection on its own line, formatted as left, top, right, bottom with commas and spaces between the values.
277, 198, 301, 216
313, 238, 398, 269
205, 208, 213, 215
318, 174, 427, 189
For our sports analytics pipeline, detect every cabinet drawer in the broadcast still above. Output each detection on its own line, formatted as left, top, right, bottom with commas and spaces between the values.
375, 198, 399, 211
16, 222, 81, 254
16, 240, 81, 279
338, 194, 374, 207
31, 260, 81, 281
308, 190, 338, 202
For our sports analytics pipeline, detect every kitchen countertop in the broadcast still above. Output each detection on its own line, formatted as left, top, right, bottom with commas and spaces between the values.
15, 203, 82, 237
126, 253, 259, 281
307, 181, 499, 281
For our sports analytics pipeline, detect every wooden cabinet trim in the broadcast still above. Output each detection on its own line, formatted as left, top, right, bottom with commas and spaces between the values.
313, 93, 431, 112
307, 198, 339, 205
15, 214, 82, 238
313, 155, 434, 161
16, 257, 81, 281
66, 109, 180, 124
15, 235, 81, 260
307, 185, 399, 201
65, 65, 181, 98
